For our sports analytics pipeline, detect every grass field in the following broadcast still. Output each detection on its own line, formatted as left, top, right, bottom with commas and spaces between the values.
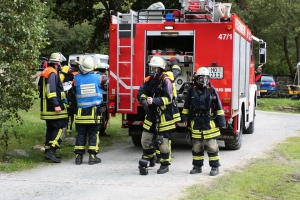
257, 98, 300, 113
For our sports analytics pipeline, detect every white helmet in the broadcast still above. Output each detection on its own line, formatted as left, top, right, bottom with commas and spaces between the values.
195, 67, 210, 86
79, 56, 95, 74
195, 67, 209, 76
149, 56, 166, 69
95, 63, 109, 71
48, 52, 66, 63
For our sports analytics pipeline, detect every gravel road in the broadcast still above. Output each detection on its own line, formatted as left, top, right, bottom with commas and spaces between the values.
0, 110, 299, 200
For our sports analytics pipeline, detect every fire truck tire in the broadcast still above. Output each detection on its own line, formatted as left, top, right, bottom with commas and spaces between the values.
225, 116, 243, 150
244, 109, 255, 134
132, 135, 142, 146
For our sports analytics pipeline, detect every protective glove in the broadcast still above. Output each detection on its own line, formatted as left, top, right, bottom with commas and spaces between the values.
169, 57, 179, 66
141, 99, 149, 111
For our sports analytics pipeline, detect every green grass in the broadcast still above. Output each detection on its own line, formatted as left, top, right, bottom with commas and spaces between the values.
0, 99, 129, 172
181, 136, 300, 200
257, 98, 300, 113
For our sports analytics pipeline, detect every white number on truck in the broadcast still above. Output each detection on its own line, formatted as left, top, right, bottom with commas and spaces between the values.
218, 34, 232, 40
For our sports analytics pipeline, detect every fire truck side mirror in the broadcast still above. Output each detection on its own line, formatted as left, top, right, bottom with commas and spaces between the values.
259, 42, 266, 49
259, 48, 266, 64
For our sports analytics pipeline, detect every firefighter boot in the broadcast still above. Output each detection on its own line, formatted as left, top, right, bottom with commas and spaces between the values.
157, 165, 169, 174
139, 158, 149, 175
149, 156, 157, 167
190, 165, 202, 174
45, 148, 61, 163
138, 165, 148, 175
54, 148, 61, 159
44, 149, 61, 160
75, 154, 83, 165
209, 167, 219, 176
88, 154, 101, 165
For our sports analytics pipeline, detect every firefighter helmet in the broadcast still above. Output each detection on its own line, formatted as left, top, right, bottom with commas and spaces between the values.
195, 67, 209, 76
149, 56, 166, 77
79, 56, 95, 74
149, 56, 166, 69
195, 67, 210, 86
48, 52, 66, 63
95, 63, 109, 71
70, 59, 80, 66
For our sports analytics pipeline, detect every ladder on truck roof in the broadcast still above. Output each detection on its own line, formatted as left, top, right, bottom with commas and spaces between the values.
116, 11, 136, 112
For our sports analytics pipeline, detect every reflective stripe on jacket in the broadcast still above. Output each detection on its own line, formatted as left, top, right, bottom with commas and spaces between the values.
137, 74, 176, 132
182, 84, 226, 139
39, 67, 68, 120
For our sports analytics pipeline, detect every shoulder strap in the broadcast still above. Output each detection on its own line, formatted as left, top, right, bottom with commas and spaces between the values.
144, 76, 151, 83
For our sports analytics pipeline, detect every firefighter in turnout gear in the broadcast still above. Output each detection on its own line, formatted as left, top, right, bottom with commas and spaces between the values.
137, 56, 180, 175
94, 63, 110, 137
154, 57, 181, 163
73, 56, 103, 165
38, 52, 68, 163
182, 67, 226, 176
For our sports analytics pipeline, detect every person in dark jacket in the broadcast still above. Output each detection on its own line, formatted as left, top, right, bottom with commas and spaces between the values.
182, 67, 226, 176
38, 52, 68, 163
137, 56, 180, 175
94, 63, 110, 137
255, 66, 262, 99
59, 60, 80, 135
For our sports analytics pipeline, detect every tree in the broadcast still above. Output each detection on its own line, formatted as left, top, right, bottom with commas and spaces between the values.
235, 0, 300, 77
0, 0, 48, 150
40, 19, 95, 58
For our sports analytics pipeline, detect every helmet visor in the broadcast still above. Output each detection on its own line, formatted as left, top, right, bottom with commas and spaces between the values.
149, 66, 160, 77
196, 75, 209, 86
61, 54, 67, 62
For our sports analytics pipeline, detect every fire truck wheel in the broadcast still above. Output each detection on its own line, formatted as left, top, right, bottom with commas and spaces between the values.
244, 108, 255, 134
132, 135, 142, 146
225, 116, 243, 150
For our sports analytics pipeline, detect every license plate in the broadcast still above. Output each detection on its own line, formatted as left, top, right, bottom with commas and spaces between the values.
260, 90, 267, 92
208, 67, 223, 79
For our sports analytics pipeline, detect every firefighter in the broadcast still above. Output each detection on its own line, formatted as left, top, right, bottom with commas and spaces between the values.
137, 56, 178, 175
255, 66, 262, 99
38, 52, 68, 163
73, 56, 103, 165
60, 60, 80, 135
182, 67, 226, 176
94, 63, 110, 137
154, 57, 181, 163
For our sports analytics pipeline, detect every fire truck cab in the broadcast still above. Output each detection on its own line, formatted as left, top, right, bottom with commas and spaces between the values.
108, 0, 266, 150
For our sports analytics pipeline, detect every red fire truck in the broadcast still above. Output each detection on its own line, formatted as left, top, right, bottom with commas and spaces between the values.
108, 0, 266, 150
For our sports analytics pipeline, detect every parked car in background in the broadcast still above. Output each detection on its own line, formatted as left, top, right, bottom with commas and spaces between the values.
37, 57, 48, 71
260, 74, 280, 98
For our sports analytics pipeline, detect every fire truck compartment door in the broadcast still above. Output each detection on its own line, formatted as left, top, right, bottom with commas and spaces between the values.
146, 31, 194, 36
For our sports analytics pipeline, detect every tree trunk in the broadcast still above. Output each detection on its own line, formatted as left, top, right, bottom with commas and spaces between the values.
296, 36, 300, 63
283, 36, 294, 79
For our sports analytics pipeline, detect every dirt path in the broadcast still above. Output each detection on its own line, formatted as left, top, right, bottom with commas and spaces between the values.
0, 111, 299, 200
